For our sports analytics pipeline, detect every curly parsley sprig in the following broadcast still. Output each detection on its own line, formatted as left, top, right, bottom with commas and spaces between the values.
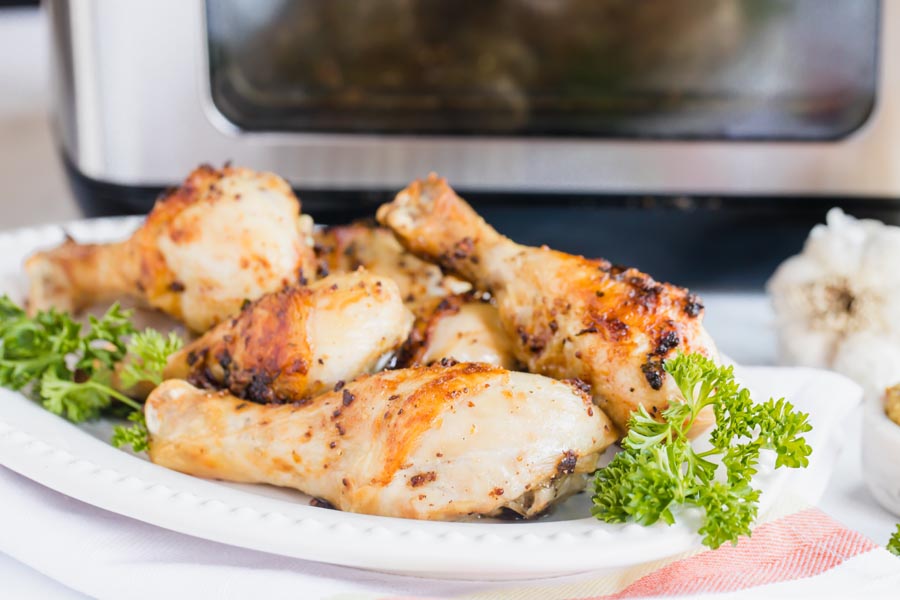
111, 410, 151, 453
0, 295, 182, 452
887, 525, 900, 557
118, 329, 184, 391
592, 353, 813, 550
111, 330, 182, 451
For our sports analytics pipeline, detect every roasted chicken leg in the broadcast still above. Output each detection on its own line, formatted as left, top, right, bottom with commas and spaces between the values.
398, 293, 518, 369
314, 222, 469, 318
165, 271, 413, 403
377, 175, 719, 434
26, 165, 317, 332
315, 223, 516, 368
146, 363, 616, 520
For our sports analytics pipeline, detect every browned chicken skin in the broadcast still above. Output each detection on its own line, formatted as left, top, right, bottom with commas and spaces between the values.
165, 271, 413, 403
377, 174, 719, 434
314, 223, 517, 368
314, 222, 468, 319
146, 363, 616, 520
398, 292, 518, 369
25, 165, 317, 332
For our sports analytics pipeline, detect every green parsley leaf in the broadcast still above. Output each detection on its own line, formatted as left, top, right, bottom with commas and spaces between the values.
75, 303, 134, 373
119, 329, 183, 389
592, 353, 813, 550
887, 524, 900, 557
0, 297, 77, 390
40, 369, 113, 422
0, 295, 181, 454
111, 411, 150, 453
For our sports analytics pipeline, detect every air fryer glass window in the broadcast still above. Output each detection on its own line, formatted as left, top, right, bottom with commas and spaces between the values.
205, 0, 878, 140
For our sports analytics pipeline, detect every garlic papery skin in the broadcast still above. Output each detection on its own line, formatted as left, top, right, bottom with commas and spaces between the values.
832, 332, 900, 399
767, 208, 900, 393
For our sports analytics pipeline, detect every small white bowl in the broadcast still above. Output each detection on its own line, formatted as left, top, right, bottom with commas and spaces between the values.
862, 392, 900, 517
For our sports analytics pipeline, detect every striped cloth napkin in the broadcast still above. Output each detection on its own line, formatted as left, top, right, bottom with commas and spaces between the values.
380, 504, 900, 600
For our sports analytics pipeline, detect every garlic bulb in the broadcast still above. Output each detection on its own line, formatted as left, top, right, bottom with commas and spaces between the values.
767, 208, 900, 397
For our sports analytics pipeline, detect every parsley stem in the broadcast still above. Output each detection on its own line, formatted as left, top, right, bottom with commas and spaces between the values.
81, 381, 143, 412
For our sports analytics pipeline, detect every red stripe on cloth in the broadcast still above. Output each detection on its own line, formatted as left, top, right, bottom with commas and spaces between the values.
584, 508, 876, 599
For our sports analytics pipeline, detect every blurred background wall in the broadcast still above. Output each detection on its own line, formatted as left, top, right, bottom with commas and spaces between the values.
0, 3, 77, 228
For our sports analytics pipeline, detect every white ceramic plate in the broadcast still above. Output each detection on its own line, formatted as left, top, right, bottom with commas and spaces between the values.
0, 218, 861, 579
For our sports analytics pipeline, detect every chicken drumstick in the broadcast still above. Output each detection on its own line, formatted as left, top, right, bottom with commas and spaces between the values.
165, 271, 413, 403
146, 363, 615, 520
377, 174, 719, 434
26, 165, 317, 332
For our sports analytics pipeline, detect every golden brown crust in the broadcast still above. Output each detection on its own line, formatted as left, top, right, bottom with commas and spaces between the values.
375, 175, 501, 276
165, 270, 413, 404
24, 239, 137, 315
377, 174, 718, 435
314, 223, 516, 369
130, 166, 224, 313
134, 165, 317, 327
313, 221, 467, 319
165, 285, 315, 403
368, 362, 505, 485
396, 293, 466, 366
25, 164, 318, 332
146, 365, 614, 520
